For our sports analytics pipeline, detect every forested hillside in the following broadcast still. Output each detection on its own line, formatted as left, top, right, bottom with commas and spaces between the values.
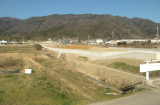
1, 14, 160, 40
0, 17, 22, 35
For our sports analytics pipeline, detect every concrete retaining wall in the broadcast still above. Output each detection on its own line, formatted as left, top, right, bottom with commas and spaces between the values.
42, 45, 147, 88
41, 44, 160, 60
43, 48, 145, 88
98, 51, 160, 61
45, 47, 128, 57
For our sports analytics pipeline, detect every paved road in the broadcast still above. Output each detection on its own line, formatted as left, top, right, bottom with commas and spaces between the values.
90, 89, 160, 105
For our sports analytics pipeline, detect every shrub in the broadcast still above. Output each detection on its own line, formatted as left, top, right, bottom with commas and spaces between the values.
122, 41, 126, 45
117, 41, 126, 46
55, 92, 67, 99
0, 58, 23, 68
34, 44, 42, 51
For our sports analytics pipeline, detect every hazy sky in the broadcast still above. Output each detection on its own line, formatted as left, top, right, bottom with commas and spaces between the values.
0, 0, 160, 23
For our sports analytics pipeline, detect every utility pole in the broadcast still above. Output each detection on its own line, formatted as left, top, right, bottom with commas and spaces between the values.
112, 31, 114, 40
128, 29, 130, 39
157, 26, 159, 46
88, 35, 89, 45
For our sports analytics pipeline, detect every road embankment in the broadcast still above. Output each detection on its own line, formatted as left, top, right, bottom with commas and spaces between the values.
43, 47, 145, 89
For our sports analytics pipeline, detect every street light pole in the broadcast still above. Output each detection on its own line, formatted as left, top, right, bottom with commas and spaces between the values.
112, 31, 113, 40
157, 26, 159, 46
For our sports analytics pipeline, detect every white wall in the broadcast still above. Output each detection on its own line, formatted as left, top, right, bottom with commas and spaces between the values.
42, 44, 160, 60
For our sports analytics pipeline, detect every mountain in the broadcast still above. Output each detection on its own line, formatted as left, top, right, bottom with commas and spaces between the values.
1, 14, 160, 39
130, 17, 159, 36
0, 17, 22, 35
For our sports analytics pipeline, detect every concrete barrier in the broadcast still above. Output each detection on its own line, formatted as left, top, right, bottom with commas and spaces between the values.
42, 48, 145, 88
97, 51, 160, 61
41, 44, 131, 57
41, 44, 160, 60
43, 45, 160, 88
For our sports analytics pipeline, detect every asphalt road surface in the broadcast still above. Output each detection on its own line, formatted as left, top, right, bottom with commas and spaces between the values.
90, 89, 160, 105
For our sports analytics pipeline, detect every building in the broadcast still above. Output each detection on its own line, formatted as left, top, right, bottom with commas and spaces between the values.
0, 40, 7, 45
96, 39, 103, 44
81, 40, 88, 43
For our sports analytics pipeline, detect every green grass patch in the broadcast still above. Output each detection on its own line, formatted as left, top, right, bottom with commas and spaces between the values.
62, 100, 73, 105
110, 62, 139, 73
34, 58, 54, 69
3, 73, 15, 78
0, 71, 81, 105
109, 62, 160, 78
79, 56, 89, 61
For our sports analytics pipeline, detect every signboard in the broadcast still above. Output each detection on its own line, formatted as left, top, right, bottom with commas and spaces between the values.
25, 69, 31, 74
140, 60, 160, 80
140, 63, 160, 72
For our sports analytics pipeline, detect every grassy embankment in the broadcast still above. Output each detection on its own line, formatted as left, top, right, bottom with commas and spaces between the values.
0, 45, 135, 105
91, 58, 160, 78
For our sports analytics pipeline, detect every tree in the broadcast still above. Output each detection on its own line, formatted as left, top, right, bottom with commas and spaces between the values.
9, 36, 12, 42
16, 37, 20, 43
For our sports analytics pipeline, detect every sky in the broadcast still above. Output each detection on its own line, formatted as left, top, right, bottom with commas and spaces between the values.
0, 0, 160, 23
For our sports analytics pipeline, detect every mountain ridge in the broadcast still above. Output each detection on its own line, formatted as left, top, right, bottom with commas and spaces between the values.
0, 17, 22, 35
1, 14, 160, 39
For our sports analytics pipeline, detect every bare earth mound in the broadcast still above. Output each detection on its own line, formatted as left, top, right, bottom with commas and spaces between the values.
87, 47, 127, 52
59, 45, 93, 50
43, 44, 126, 52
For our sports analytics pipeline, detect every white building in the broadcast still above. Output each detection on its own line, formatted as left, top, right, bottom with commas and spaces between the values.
96, 39, 103, 44
48, 38, 52, 41
0, 40, 7, 45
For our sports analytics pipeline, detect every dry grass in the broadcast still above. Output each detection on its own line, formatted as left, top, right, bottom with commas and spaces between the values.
92, 58, 145, 67
87, 47, 127, 52
0, 57, 24, 71
156, 46, 160, 49
0, 53, 28, 71
91, 58, 145, 76
90, 58, 160, 78
0, 53, 31, 60
43, 44, 127, 52
43, 44, 96, 50
58, 45, 94, 50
